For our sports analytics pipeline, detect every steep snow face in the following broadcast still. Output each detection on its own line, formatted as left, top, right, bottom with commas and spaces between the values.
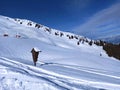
0, 15, 120, 90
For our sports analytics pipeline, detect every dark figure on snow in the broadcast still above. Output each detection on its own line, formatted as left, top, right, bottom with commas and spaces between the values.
31, 47, 41, 66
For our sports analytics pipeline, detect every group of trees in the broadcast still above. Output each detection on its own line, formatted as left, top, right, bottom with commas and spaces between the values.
93, 40, 120, 60
44, 28, 51, 34
35, 23, 43, 29
77, 38, 120, 60
14, 19, 120, 60
103, 43, 120, 60
27, 22, 32, 26
14, 19, 23, 25
55, 32, 64, 37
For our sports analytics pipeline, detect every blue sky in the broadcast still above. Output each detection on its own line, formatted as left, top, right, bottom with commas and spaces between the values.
0, 0, 120, 38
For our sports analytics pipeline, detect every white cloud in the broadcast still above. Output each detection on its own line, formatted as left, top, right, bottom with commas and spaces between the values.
73, 3, 120, 39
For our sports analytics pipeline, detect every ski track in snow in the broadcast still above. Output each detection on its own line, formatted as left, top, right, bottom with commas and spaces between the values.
0, 57, 98, 90
0, 57, 120, 90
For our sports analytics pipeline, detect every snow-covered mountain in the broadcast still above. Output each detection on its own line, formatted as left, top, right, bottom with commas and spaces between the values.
0, 15, 120, 90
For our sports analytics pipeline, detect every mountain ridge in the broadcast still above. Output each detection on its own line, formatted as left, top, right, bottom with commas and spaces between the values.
0, 15, 120, 90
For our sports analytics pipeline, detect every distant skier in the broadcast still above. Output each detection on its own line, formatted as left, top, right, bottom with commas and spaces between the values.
31, 47, 41, 66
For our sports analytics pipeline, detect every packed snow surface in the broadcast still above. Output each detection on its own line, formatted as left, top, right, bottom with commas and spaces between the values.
0, 15, 120, 90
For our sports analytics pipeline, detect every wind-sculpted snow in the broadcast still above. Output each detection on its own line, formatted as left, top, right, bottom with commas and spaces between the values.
1, 57, 120, 90
0, 15, 120, 90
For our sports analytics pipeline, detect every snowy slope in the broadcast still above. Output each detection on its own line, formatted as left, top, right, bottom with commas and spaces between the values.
0, 15, 120, 90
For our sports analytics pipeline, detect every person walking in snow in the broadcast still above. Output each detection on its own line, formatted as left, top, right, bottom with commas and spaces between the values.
31, 47, 41, 66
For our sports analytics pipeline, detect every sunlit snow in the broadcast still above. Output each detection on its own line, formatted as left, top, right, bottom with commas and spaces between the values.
0, 15, 120, 90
